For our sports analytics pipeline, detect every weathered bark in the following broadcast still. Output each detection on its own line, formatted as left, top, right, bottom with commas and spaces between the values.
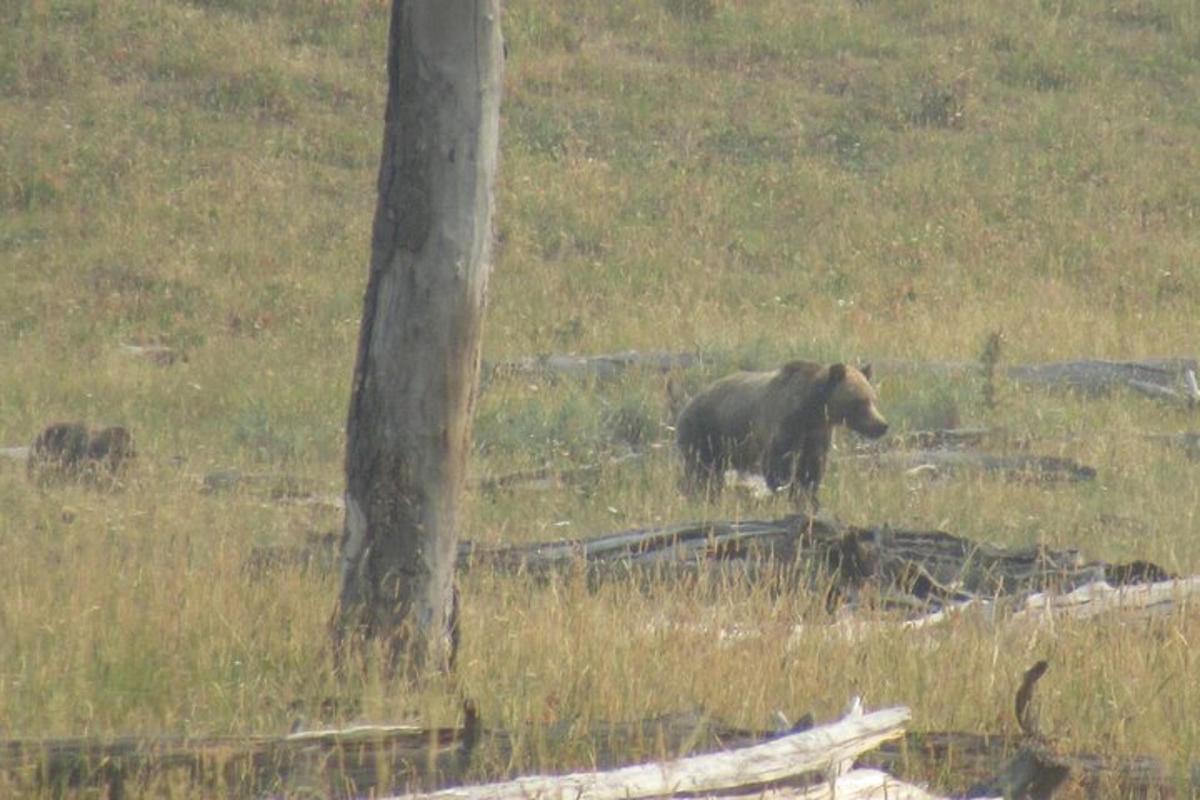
332, 0, 503, 675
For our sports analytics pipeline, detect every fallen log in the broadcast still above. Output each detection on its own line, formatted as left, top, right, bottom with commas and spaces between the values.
868, 731, 1177, 800
0, 446, 29, 464
118, 343, 181, 366
485, 351, 1198, 398
1005, 358, 1197, 396
206, 454, 644, 509
0, 708, 882, 800
691, 571, 1200, 651
1126, 378, 1187, 404
0, 721, 473, 798
475, 453, 644, 494
876, 357, 1198, 397
457, 514, 1164, 610
3, 724, 1179, 800
408, 706, 912, 800
487, 351, 702, 382
424, 769, 961, 800
250, 514, 1170, 618
3, 709, 1184, 798
200, 469, 324, 499
754, 768, 961, 800
863, 427, 1200, 466
860, 428, 991, 452
1015, 574, 1200, 622
1144, 431, 1200, 461
853, 450, 1097, 483
243, 530, 341, 578
667, 569, 1200, 652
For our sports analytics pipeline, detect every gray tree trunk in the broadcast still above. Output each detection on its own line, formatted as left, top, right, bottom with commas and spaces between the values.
332, 0, 503, 676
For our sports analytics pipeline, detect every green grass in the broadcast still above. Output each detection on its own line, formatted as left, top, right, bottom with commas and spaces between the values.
3, 0, 1200, 795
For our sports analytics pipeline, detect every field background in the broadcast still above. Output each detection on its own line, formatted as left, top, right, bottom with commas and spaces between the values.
2, 0, 1200, 795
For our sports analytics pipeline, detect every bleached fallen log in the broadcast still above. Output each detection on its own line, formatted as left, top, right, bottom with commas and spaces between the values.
753, 768, 973, 800
874, 357, 1198, 396
1015, 575, 1200, 622
408, 706, 910, 800
119, 343, 180, 366
1126, 379, 1184, 403
853, 450, 1096, 483
1144, 431, 1200, 460
0, 446, 29, 463
833, 697, 864, 778
852, 570, 1197, 632
841, 573, 1200, 634
698, 573, 1200, 652
1006, 358, 1197, 395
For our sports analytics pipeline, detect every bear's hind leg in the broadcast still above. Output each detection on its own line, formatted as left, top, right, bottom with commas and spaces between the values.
764, 427, 803, 496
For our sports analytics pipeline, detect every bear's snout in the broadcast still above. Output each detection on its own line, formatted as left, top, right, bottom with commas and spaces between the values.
853, 417, 888, 439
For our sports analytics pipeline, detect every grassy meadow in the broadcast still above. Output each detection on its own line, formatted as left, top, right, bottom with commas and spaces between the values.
3, 0, 1200, 794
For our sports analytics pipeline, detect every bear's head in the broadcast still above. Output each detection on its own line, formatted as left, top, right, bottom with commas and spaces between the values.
825, 363, 888, 439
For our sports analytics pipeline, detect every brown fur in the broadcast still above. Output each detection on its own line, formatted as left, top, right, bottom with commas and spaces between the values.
675, 361, 887, 507
28, 422, 135, 486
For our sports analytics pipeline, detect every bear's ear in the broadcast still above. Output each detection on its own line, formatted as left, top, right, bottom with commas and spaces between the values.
860, 363, 873, 381
827, 363, 847, 386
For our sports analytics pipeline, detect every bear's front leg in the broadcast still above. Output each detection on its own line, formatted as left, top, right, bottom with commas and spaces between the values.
793, 428, 833, 510
682, 435, 726, 498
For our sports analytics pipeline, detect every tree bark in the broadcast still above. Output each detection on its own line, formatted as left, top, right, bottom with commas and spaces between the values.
332, 0, 503, 676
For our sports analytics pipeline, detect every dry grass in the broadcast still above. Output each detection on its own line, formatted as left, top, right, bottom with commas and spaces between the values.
3, 0, 1200, 795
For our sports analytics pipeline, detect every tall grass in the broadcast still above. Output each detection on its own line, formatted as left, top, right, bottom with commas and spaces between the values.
2, 0, 1200, 794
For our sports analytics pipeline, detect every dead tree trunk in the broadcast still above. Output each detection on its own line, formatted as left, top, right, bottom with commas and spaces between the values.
332, 0, 503, 676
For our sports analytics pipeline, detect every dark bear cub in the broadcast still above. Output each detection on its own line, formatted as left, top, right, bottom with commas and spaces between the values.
675, 360, 887, 508
28, 422, 135, 486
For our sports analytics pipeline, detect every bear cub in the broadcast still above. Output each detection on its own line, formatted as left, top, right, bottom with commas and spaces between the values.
675, 360, 887, 508
27, 422, 135, 486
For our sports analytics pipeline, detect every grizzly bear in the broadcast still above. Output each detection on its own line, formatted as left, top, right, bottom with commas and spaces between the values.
675, 361, 887, 507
